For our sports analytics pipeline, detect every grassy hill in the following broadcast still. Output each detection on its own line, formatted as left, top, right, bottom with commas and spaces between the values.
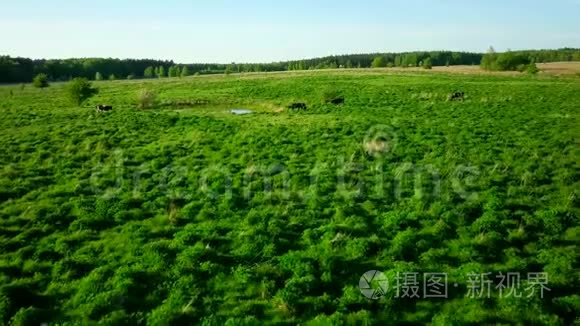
0, 70, 578, 324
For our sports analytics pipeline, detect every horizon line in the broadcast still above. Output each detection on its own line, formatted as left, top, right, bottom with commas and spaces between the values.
3, 47, 579, 65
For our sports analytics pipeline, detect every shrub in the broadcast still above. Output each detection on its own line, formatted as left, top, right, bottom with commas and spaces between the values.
371, 56, 386, 68
144, 66, 155, 78
168, 66, 179, 77
321, 88, 343, 104
181, 66, 191, 77
480, 46, 497, 70
95, 72, 103, 81
108, 74, 116, 81
157, 66, 166, 78
127, 74, 136, 80
65, 78, 98, 106
137, 89, 157, 109
422, 58, 433, 69
482, 48, 531, 72
526, 63, 539, 75
32, 73, 49, 88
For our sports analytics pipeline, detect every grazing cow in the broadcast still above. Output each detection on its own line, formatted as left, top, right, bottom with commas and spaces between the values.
288, 102, 307, 110
95, 104, 113, 112
330, 97, 345, 105
449, 91, 464, 101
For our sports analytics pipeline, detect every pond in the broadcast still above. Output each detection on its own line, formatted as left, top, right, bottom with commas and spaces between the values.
230, 109, 254, 115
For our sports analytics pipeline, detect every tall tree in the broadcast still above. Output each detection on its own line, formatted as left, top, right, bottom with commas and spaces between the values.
157, 66, 166, 78
371, 56, 386, 68
168, 66, 179, 77
480, 46, 498, 70
144, 66, 155, 78
181, 66, 191, 77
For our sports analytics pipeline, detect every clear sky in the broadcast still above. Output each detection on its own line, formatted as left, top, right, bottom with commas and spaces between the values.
1, 0, 579, 63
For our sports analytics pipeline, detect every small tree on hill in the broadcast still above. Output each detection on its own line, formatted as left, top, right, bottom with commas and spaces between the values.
32, 73, 49, 88
95, 72, 103, 81
181, 66, 191, 77
65, 78, 98, 106
108, 74, 116, 81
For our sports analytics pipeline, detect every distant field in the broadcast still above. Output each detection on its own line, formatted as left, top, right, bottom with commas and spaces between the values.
537, 62, 580, 74
0, 71, 578, 324
337, 61, 580, 76
196, 61, 580, 79
430, 62, 580, 75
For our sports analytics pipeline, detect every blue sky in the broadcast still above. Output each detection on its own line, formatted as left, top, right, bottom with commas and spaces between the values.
1, 0, 579, 63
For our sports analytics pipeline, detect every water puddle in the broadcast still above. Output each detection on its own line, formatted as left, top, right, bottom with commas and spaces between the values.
230, 109, 254, 115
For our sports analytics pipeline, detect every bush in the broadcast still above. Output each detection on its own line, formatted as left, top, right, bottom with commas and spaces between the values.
482, 49, 531, 72
371, 56, 386, 68
65, 78, 98, 106
95, 72, 103, 81
137, 89, 157, 109
422, 58, 433, 69
168, 66, 179, 77
321, 88, 343, 104
181, 66, 191, 77
526, 63, 539, 75
144, 66, 155, 78
32, 73, 49, 88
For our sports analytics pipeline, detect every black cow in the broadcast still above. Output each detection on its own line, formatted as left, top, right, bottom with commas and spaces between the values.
449, 91, 464, 101
95, 104, 113, 112
330, 97, 345, 105
288, 102, 307, 110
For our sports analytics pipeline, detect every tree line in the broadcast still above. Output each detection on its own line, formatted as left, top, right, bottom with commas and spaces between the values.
480, 47, 580, 72
1, 48, 579, 83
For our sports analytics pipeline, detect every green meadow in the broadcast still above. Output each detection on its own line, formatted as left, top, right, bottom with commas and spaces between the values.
0, 70, 578, 324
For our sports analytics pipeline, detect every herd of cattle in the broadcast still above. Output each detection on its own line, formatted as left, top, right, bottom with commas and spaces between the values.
95, 91, 463, 114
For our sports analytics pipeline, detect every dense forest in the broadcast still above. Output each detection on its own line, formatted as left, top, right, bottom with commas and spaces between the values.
1, 48, 579, 83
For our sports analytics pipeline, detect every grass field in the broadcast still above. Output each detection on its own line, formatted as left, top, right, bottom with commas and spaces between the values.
0, 70, 578, 324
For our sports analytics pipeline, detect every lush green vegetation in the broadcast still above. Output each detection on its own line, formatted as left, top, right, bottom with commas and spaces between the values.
32, 74, 49, 88
0, 70, 578, 324
481, 47, 541, 73
64, 78, 98, 106
2, 48, 579, 83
